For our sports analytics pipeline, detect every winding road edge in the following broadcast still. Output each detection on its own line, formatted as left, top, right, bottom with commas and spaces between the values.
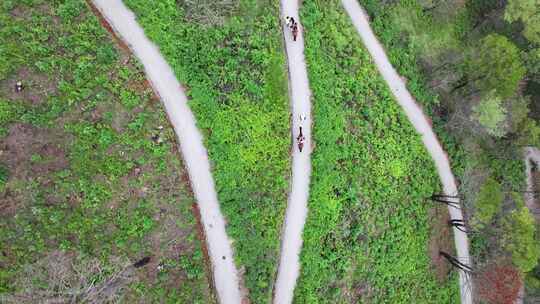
273, 0, 314, 303
89, 1, 243, 303
341, 1, 474, 303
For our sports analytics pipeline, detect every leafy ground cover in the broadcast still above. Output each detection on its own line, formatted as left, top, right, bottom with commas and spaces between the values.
0, 1, 214, 302
359, 0, 540, 299
358, 0, 526, 191
122, 0, 290, 302
294, 0, 459, 302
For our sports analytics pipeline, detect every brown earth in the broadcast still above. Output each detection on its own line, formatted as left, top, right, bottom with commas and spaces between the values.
0, 123, 69, 215
0, 123, 69, 179
428, 205, 454, 282
0, 67, 58, 105
1, 3, 216, 302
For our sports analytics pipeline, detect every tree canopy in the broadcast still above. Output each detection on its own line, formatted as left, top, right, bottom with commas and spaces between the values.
472, 91, 508, 137
466, 34, 526, 98
473, 177, 504, 228
503, 206, 540, 272
505, 0, 540, 44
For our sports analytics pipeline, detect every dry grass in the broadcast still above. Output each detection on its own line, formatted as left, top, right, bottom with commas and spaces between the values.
179, 0, 239, 26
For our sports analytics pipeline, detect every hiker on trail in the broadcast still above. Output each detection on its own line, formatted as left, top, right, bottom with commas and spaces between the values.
15, 81, 23, 93
299, 113, 306, 121
292, 22, 299, 41
285, 16, 295, 29
297, 126, 305, 142
297, 126, 305, 152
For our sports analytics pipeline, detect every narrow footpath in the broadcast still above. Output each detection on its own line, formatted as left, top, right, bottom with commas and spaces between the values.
341, 1, 473, 303
519, 146, 540, 303
90, 1, 242, 303
524, 147, 540, 222
273, 1, 313, 303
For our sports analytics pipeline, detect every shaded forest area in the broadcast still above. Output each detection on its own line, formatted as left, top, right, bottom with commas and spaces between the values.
361, 0, 539, 302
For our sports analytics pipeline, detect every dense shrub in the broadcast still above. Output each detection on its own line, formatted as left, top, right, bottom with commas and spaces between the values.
502, 206, 540, 272
472, 177, 504, 228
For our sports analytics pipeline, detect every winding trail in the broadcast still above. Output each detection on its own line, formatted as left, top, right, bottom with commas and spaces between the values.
341, 1, 473, 303
273, 1, 313, 303
519, 146, 540, 303
90, 1, 242, 303
524, 147, 540, 221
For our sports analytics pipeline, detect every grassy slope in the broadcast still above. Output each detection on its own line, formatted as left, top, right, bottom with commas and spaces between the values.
122, 0, 290, 302
0, 1, 213, 302
359, 0, 526, 260
294, 1, 459, 302
359, 0, 524, 184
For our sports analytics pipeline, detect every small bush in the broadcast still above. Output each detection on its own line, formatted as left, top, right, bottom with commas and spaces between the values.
0, 164, 9, 188
472, 177, 504, 228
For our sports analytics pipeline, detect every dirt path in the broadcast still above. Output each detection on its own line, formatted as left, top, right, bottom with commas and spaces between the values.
273, 1, 313, 303
524, 147, 540, 221
341, 1, 473, 303
90, 1, 242, 303
516, 147, 540, 304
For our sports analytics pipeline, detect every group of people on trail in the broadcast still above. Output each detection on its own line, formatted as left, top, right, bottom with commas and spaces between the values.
285, 16, 299, 41
285, 16, 306, 151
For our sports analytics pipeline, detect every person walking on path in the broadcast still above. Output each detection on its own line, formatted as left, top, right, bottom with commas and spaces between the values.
296, 126, 305, 152
285, 16, 299, 41
285, 16, 295, 29
274, 2, 313, 302
292, 22, 299, 41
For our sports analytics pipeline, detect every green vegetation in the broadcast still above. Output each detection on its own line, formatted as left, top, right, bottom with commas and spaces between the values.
0, 164, 8, 189
294, 0, 458, 302
0, 1, 213, 302
505, 0, 540, 44
472, 91, 507, 138
359, 0, 540, 299
465, 34, 526, 99
503, 206, 540, 272
122, 0, 290, 302
472, 177, 504, 228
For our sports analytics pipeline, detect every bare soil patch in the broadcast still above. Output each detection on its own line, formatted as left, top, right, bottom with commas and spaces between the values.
0, 67, 58, 105
428, 205, 454, 282
0, 189, 19, 217
0, 123, 69, 215
0, 123, 68, 180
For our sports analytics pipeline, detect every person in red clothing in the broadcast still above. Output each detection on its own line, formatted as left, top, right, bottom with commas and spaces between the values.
296, 126, 305, 152
292, 22, 299, 41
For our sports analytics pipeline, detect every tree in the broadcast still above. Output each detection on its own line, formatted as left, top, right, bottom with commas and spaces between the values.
465, 34, 526, 98
472, 91, 508, 138
419, 0, 466, 20
505, 0, 537, 24
477, 262, 523, 304
472, 177, 504, 228
505, 0, 540, 44
506, 94, 530, 133
516, 118, 540, 147
522, 48, 540, 82
502, 206, 540, 272
523, 14, 540, 44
